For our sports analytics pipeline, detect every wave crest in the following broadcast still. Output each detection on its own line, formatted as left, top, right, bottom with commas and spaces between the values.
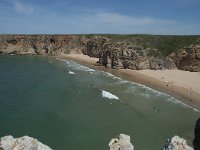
101, 90, 119, 100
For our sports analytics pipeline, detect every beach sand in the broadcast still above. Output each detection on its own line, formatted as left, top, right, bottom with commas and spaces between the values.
60, 53, 200, 110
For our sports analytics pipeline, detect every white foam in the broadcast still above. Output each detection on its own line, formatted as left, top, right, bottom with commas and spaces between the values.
101, 90, 119, 100
104, 72, 121, 80
193, 108, 200, 112
102, 71, 200, 112
59, 59, 95, 72
68, 71, 75, 75
59, 58, 199, 113
104, 72, 114, 77
59, 59, 70, 66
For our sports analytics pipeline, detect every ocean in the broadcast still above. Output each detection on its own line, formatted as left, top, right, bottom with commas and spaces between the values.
0, 55, 199, 150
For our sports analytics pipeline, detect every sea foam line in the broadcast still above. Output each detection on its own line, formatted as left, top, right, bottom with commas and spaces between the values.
101, 70, 200, 112
59, 58, 95, 72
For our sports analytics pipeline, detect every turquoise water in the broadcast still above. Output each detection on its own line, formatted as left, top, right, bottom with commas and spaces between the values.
0, 55, 199, 150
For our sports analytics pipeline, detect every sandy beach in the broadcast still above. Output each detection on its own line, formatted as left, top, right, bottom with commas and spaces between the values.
60, 53, 200, 110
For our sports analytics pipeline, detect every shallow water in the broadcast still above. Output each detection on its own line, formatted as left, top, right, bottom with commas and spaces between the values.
0, 55, 199, 150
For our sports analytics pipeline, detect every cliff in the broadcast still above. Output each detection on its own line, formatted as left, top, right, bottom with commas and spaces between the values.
0, 35, 87, 55
0, 35, 200, 71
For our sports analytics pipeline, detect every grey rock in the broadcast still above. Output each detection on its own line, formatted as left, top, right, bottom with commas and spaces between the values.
162, 135, 193, 150
109, 134, 134, 150
0, 135, 52, 150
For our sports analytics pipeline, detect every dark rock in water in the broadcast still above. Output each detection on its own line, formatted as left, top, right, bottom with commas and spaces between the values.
193, 118, 200, 150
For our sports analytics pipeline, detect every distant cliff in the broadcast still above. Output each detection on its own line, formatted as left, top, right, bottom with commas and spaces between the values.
0, 34, 199, 71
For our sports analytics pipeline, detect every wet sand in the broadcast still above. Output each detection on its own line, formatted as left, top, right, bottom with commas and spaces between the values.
60, 53, 200, 110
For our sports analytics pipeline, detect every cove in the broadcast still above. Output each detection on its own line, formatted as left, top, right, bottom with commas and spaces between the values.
0, 55, 199, 150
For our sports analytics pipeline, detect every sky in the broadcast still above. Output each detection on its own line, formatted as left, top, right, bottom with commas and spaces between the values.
0, 0, 200, 34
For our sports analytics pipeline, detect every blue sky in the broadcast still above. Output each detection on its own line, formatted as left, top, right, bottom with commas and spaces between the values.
0, 0, 200, 34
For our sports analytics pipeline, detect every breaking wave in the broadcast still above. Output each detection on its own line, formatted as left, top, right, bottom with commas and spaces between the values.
59, 59, 95, 72
101, 90, 119, 100
68, 71, 75, 75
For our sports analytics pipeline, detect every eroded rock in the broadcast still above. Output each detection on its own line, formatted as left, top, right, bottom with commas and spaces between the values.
0, 135, 52, 150
170, 45, 200, 72
162, 135, 193, 150
109, 134, 134, 150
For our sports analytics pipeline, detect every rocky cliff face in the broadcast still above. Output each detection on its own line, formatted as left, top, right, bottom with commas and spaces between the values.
1, 35, 200, 71
0, 35, 86, 55
84, 36, 177, 70
0, 135, 52, 150
170, 45, 200, 72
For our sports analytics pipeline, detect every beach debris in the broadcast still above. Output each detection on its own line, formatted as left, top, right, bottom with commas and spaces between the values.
162, 135, 193, 150
109, 134, 134, 150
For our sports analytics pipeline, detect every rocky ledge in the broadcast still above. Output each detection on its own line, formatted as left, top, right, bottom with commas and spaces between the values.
0, 135, 52, 150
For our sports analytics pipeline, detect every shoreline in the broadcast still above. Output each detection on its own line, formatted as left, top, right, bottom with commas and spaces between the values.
60, 53, 200, 110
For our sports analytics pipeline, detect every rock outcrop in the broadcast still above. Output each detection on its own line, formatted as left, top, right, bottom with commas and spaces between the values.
109, 134, 134, 150
170, 45, 200, 72
162, 135, 193, 150
0, 35, 86, 55
85, 36, 177, 70
2, 35, 200, 71
0, 135, 52, 150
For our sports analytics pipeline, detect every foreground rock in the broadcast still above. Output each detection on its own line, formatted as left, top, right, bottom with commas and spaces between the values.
0, 135, 52, 150
193, 118, 200, 150
109, 134, 134, 150
162, 135, 193, 150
